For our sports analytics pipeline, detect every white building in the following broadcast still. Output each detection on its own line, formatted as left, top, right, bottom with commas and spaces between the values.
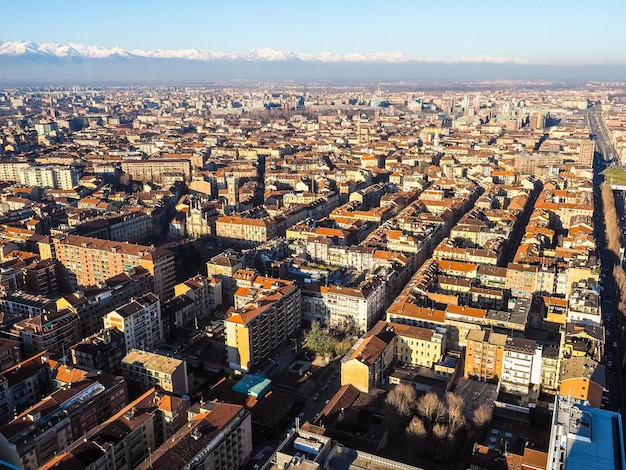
324, 278, 386, 334
500, 337, 542, 395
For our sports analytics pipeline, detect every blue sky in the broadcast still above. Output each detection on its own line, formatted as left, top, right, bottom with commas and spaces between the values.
2, 0, 625, 64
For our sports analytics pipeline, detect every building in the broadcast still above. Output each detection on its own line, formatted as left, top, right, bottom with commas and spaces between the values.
121, 349, 189, 396
0, 372, 128, 470
38, 234, 175, 301
164, 274, 220, 329
121, 158, 192, 183
74, 211, 153, 244
206, 250, 243, 306
70, 327, 126, 374
341, 321, 447, 393
103, 293, 163, 351
55, 266, 155, 338
40, 388, 184, 470
10, 310, 81, 357
559, 356, 605, 408
225, 281, 301, 372
215, 215, 279, 247
547, 395, 625, 470
501, 337, 542, 395
0, 352, 54, 424
323, 277, 386, 334
464, 329, 507, 381
24, 259, 60, 297
19, 165, 80, 190
135, 403, 252, 470
0, 338, 21, 372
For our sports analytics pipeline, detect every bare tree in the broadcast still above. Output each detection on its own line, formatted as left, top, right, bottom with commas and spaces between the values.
386, 384, 417, 420
445, 392, 466, 435
406, 416, 427, 439
406, 416, 427, 455
432, 422, 448, 441
416, 392, 444, 425
472, 403, 493, 430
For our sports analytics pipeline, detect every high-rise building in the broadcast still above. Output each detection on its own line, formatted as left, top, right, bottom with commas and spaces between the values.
226, 281, 301, 372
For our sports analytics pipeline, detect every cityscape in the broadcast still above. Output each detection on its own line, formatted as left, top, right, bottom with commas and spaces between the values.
1, 2, 626, 470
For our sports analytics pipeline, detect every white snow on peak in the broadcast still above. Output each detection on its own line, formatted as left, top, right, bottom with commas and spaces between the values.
0, 40, 534, 64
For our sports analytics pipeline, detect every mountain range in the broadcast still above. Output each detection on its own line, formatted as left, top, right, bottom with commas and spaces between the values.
0, 40, 624, 84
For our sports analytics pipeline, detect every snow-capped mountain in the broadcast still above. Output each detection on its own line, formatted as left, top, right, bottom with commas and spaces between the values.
0, 40, 531, 64
0, 40, 622, 84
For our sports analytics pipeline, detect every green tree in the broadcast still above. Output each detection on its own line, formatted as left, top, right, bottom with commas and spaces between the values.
305, 321, 335, 354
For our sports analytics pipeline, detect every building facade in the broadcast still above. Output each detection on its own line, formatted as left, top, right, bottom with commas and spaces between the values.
103, 293, 163, 351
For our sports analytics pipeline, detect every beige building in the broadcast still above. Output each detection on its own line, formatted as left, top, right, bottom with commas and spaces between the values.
206, 249, 242, 306
121, 158, 191, 183
341, 321, 447, 393
121, 349, 189, 395
215, 215, 278, 246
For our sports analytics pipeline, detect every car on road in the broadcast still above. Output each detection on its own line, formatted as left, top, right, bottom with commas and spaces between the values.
607, 360, 613, 368
613, 342, 618, 348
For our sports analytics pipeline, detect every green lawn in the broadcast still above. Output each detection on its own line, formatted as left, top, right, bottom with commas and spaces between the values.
604, 167, 626, 185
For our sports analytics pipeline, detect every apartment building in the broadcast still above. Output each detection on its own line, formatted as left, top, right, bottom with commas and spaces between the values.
559, 356, 605, 408
341, 321, 447, 393
0, 339, 20, 373
0, 352, 54, 424
20, 165, 80, 190
40, 388, 180, 470
38, 234, 175, 300
215, 215, 279, 247
10, 310, 81, 357
323, 278, 386, 334
103, 293, 163, 351
0, 161, 31, 182
500, 337, 542, 395
168, 274, 220, 327
70, 327, 127, 374
56, 266, 155, 338
464, 329, 507, 380
393, 322, 447, 369
135, 403, 253, 470
225, 282, 301, 372
206, 249, 243, 306
24, 259, 60, 297
74, 211, 153, 243
0, 372, 128, 470
121, 158, 191, 183
121, 349, 189, 396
